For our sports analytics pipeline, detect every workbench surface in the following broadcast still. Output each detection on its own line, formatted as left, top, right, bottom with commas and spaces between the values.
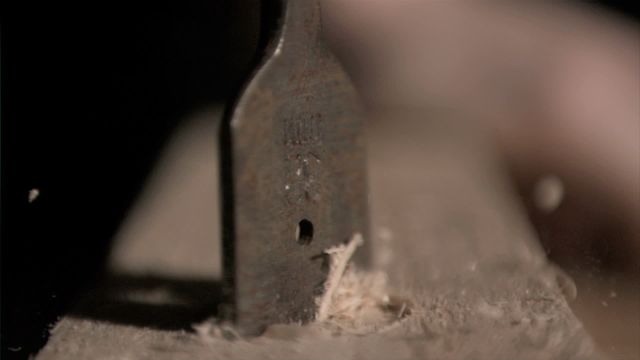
36, 110, 608, 360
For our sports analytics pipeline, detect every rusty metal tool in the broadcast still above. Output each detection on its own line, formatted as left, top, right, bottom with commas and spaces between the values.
220, 0, 369, 335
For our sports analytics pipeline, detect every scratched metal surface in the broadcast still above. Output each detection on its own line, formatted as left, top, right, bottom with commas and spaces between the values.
220, 0, 369, 335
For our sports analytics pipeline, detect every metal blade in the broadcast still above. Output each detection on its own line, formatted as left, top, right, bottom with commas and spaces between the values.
220, 0, 369, 336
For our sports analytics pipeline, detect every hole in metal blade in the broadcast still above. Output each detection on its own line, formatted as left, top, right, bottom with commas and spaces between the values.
296, 219, 314, 245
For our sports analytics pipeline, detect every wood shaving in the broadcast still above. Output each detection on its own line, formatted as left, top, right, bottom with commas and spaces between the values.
315, 233, 411, 334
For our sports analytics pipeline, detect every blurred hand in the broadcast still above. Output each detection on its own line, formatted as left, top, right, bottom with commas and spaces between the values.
323, 0, 639, 243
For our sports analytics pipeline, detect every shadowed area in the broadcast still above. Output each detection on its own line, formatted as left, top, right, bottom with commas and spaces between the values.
69, 275, 222, 331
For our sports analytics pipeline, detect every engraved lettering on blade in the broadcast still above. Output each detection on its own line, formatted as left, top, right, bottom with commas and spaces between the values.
284, 113, 323, 146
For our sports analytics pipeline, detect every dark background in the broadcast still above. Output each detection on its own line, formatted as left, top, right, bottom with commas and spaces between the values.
1, 0, 261, 357
0, 0, 636, 358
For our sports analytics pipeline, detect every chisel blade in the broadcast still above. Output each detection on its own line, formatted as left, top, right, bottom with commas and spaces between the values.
220, 0, 369, 336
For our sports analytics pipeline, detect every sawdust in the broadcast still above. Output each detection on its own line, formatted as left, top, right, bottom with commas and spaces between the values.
180, 229, 601, 360
316, 233, 366, 322
194, 234, 412, 342
28, 188, 40, 203
314, 233, 411, 334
